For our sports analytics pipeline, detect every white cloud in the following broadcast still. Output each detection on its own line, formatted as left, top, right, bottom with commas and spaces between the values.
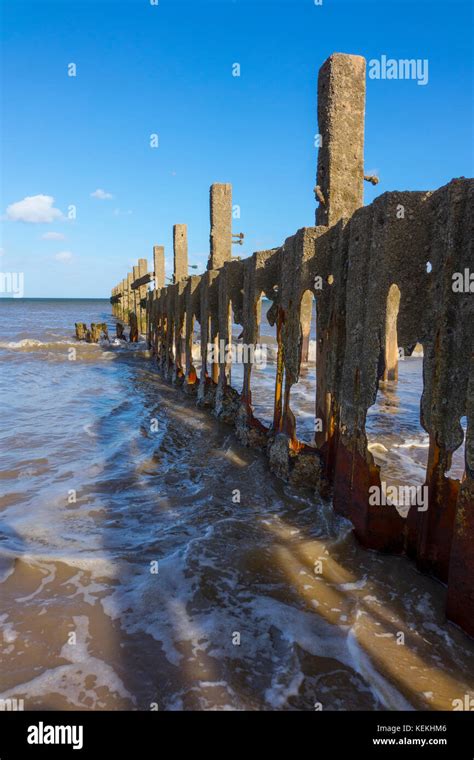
91, 188, 113, 200
0, 247, 4, 256
113, 208, 132, 216
6, 195, 63, 223
41, 231, 65, 240
55, 250, 73, 261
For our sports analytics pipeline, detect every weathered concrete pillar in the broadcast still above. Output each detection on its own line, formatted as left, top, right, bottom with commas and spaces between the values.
116, 283, 121, 320
315, 53, 366, 227
234, 251, 273, 449
132, 264, 140, 334
126, 272, 133, 325
121, 278, 127, 321
171, 227, 188, 374
447, 353, 474, 638
184, 274, 201, 391
75, 322, 87, 340
147, 290, 155, 350
90, 323, 102, 343
214, 260, 242, 423
146, 290, 153, 348
173, 225, 188, 283
151, 249, 164, 351
156, 288, 168, 370
198, 270, 220, 406
123, 278, 128, 320
138, 258, 148, 334
153, 270, 166, 357
153, 245, 165, 290
172, 281, 187, 384
120, 278, 127, 321
129, 312, 139, 343
208, 183, 232, 270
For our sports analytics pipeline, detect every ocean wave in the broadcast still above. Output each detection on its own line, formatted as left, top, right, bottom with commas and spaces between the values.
393, 437, 430, 450
0, 338, 80, 351
0, 336, 319, 366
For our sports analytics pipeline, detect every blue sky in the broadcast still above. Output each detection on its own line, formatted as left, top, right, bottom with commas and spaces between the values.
1, 0, 472, 297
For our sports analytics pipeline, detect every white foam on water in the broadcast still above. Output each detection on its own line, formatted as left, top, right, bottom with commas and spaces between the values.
0, 614, 19, 648
337, 576, 368, 592
0, 549, 121, 581
0, 338, 80, 350
65, 571, 109, 606
346, 628, 414, 711
265, 667, 305, 709
0, 557, 16, 584
15, 562, 57, 603
1, 304, 471, 710
168, 680, 243, 711
393, 437, 430, 450
368, 442, 389, 454
245, 595, 406, 709
0, 616, 134, 709
111, 337, 149, 352
99, 535, 412, 711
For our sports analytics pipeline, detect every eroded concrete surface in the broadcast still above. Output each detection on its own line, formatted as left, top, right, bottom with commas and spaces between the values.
111, 54, 473, 638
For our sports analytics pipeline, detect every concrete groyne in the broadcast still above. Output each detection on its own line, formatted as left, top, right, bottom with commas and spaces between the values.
109, 54, 474, 638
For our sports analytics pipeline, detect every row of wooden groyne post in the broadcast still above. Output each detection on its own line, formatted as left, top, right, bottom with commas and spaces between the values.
108, 54, 474, 638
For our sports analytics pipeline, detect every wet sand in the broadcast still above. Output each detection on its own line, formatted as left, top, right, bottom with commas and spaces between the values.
0, 299, 472, 710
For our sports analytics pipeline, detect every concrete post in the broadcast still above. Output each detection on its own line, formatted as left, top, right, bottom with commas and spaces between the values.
120, 279, 126, 321
208, 183, 232, 270
153, 245, 165, 290
184, 275, 201, 390
120, 283, 124, 320
126, 272, 133, 325
138, 258, 148, 334
315, 53, 366, 227
132, 264, 140, 338
173, 225, 188, 283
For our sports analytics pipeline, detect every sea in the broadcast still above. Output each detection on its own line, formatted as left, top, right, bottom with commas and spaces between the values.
0, 298, 472, 711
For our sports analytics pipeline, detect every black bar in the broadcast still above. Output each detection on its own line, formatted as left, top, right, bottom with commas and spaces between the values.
0, 710, 473, 758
